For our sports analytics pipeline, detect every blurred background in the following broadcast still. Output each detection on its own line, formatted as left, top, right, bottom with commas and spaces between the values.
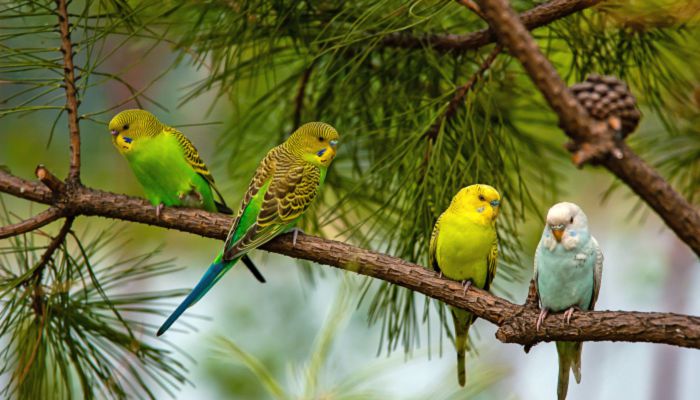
1, 0, 699, 399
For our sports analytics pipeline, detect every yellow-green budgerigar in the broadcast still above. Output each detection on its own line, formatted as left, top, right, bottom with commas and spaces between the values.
108, 109, 265, 283
429, 184, 501, 386
156, 122, 340, 336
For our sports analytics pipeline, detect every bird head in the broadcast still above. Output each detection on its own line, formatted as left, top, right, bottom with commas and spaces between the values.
108, 109, 163, 152
450, 184, 501, 224
544, 202, 590, 250
286, 122, 340, 167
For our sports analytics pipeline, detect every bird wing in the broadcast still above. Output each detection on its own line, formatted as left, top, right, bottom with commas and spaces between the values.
223, 155, 322, 261
589, 236, 604, 310
533, 239, 542, 302
484, 236, 499, 291
165, 126, 232, 213
429, 214, 442, 273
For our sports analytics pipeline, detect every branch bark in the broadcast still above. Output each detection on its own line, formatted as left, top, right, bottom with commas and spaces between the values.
423, 45, 501, 141
475, 0, 700, 257
56, 0, 81, 183
379, 0, 602, 53
1, 167, 698, 349
0, 207, 63, 239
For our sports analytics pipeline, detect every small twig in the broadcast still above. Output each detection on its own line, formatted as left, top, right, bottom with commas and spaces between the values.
456, 0, 485, 19
32, 216, 74, 282
380, 0, 603, 53
293, 64, 315, 128
476, 0, 700, 256
0, 207, 63, 239
55, 0, 81, 184
424, 45, 501, 141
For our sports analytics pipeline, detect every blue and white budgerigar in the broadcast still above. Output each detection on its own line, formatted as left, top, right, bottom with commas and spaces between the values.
534, 202, 603, 400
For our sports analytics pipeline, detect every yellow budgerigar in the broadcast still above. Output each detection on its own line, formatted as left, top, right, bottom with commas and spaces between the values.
429, 184, 501, 386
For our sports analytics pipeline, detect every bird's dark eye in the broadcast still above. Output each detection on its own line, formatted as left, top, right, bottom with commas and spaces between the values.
318, 136, 324, 142
570, 217, 574, 223
478, 195, 485, 201
123, 124, 129, 130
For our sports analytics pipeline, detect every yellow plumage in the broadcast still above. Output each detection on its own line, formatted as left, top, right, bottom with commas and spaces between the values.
429, 184, 501, 387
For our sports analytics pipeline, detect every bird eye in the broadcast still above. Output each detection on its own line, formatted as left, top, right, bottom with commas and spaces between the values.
123, 124, 129, 130
570, 217, 574, 223
478, 195, 485, 201
318, 136, 324, 142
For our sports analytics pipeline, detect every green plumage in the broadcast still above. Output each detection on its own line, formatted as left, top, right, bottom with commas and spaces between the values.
157, 122, 340, 336
109, 109, 230, 213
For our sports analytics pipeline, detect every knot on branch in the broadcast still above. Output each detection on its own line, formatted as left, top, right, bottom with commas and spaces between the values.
34, 165, 79, 215
564, 74, 641, 167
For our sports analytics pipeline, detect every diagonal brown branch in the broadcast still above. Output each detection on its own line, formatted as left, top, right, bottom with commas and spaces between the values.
423, 45, 501, 141
0, 207, 63, 240
379, 0, 603, 53
475, 0, 700, 257
1, 167, 698, 349
56, 0, 81, 184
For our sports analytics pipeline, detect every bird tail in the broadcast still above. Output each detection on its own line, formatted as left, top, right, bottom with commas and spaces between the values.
451, 307, 475, 387
157, 253, 237, 336
556, 341, 583, 400
215, 201, 233, 214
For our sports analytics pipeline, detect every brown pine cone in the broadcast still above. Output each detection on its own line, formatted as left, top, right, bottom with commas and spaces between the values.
570, 74, 641, 138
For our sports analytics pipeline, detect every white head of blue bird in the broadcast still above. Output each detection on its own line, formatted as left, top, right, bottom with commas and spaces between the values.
544, 202, 590, 250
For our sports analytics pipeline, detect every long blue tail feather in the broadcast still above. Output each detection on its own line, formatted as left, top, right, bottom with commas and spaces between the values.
157, 256, 235, 336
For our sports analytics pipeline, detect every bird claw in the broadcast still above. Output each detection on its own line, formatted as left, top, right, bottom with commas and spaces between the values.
536, 308, 549, 332
438, 271, 443, 279
155, 203, 165, 218
461, 280, 472, 296
564, 306, 579, 324
289, 227, 305, 247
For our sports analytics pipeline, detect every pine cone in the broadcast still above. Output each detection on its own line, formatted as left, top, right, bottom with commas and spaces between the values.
570, 74, 641, 138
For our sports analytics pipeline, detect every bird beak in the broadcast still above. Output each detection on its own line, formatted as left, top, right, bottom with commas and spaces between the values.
490, 199, 500, 208
110, 130, 118, 136
329, 139, 338, 149
550, 224, 564, 242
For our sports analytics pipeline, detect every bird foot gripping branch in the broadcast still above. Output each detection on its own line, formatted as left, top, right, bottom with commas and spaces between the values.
563, 75, 641, 167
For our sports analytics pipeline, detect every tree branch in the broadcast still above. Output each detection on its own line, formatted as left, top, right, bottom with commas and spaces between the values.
475, 0, 700, 257
379, 0, 602, 53
423, 45, 501, 141
293, 64, 314, 128
1, 167, 698, 349
0, 207, 63, 240
56, 0, 81, 184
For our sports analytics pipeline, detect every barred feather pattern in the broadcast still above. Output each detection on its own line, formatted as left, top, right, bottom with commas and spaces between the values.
165, 126, 212, 180
223, 144, 322, 261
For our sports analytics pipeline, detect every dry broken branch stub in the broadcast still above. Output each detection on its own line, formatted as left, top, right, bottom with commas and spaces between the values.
475, 0, 700, 257
0, 167, 698, 349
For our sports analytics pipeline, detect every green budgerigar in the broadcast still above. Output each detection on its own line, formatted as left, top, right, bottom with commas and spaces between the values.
429, 184, 501, 386
108, 109, 265, 283
156, 122, 340, 336
534, 202, 603, 400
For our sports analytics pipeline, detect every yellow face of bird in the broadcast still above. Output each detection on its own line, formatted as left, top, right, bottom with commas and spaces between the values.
288, 122, 340, 167
108, 109, 163, 153
450, 184, 501, 223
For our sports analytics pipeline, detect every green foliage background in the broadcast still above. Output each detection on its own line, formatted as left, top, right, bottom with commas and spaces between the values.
0, 0, 698, 398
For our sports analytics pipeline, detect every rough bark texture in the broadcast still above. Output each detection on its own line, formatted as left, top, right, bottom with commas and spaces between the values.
475, 0, 700, 256
380, 0, 603, 53
1, 168, 698, 349
56, 0, 81, 183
